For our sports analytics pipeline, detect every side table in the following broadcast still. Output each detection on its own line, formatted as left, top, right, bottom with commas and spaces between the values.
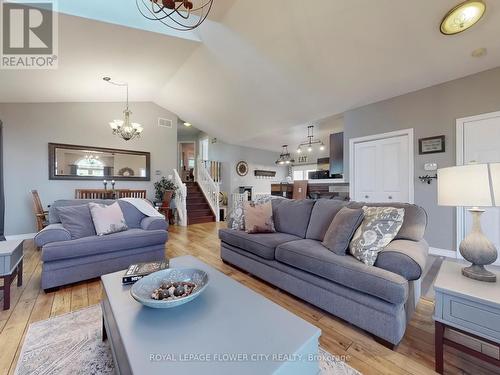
0, 240, 24, 310
434, 259, 500, 374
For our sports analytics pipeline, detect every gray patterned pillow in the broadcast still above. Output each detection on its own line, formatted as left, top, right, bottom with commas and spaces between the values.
227, 195, 281, 230
349, 206, 405, 266
89, 202, 128, 236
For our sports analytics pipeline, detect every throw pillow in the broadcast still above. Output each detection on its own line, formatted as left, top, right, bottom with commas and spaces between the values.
349, 206, 405, 266
56, 204, 96, 239
227, 195, 281, 230
243, 201, 275, 234
322, 207, 364, 255
89, 202, 128, 236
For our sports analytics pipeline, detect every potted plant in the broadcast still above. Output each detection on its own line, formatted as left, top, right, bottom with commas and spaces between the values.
154, 177, 178, 207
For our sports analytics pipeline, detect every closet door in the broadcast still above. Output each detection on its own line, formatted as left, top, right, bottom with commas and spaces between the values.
353, 135, 410, 203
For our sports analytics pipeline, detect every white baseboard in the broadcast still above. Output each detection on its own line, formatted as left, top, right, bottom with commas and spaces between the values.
5, 233, 36, 241
429, 247, 457, 258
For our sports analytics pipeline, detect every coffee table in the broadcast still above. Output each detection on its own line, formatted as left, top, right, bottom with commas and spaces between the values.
101, 255, 321, 375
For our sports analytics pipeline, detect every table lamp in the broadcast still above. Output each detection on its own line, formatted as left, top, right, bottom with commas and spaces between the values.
437, 163, 499, 282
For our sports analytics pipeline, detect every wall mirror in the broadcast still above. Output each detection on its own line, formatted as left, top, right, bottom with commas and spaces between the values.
49, 143, 150, 181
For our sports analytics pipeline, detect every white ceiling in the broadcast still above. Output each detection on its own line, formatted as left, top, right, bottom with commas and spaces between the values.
1, 0, 500, 152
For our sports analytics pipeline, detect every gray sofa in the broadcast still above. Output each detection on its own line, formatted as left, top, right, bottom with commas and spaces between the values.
35, 199, 168, 290
219, 199, 428, 346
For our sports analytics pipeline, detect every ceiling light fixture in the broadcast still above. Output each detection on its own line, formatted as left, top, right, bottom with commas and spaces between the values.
103, 77, 143, 141
296, 125, 325, 154
440, 0, 486, 35
136, 0, 214, 31
184, 122, 192, 127
275, 145, 295, 165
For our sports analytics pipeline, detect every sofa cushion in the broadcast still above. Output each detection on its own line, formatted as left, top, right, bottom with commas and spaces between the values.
322, 207, 364, 255
306, 199, 348, 240
56, 204, 96, 239
347, 202, 427, 242
275, 239, 408, 304
375, 239, 429, 280
218, 228, 300, 260
42, 228, 167, 262
272, 199, 316, 238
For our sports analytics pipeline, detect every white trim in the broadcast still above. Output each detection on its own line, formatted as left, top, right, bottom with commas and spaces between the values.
5, 233, 36, 241
455, 110, 500, 255
349, 128, 414, 203
429, 247, 457, 258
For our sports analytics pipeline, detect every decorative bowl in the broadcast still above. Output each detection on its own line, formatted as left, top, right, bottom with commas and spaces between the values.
130, 268, 209, 308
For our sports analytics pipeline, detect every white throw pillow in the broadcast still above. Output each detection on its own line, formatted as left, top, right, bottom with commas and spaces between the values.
89, 202, 128, 236
349, 206, 405, 266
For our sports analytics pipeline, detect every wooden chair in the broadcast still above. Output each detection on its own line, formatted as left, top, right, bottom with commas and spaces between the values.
31, 190, 48, 231
117, 190, 147, 199
75, 189, 114, 199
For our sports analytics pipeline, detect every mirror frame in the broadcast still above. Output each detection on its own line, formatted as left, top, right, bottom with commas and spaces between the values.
48, 143, 151, 181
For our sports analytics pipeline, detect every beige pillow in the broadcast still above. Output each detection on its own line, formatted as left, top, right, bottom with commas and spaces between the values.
349, 206, 405, 265
243, 201, 275, 234
89, 202, 128, 236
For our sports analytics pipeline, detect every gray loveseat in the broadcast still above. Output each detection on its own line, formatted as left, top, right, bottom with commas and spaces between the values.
219, 198, 428, 346
35, 199, 168, 290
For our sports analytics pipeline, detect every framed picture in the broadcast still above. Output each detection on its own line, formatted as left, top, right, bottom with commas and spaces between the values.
419, 135, 445, 154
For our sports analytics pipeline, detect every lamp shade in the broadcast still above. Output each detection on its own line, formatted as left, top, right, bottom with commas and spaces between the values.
489, 162, 500, 206
437, 164, 493, 207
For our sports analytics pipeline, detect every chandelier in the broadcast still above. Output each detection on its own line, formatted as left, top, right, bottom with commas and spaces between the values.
136, 0, 214, 31
275, 145, 295, 165
103, 77, 143, 141
296, 125, 325, 154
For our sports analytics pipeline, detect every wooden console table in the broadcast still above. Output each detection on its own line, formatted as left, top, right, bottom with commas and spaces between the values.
434, 260, 500, 373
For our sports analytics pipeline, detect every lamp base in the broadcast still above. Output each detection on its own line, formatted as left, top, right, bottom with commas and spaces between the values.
462, 264, 497, 282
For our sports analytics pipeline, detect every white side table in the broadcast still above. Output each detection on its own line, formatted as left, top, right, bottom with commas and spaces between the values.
434, 259, 500, 374
0, 240, 24, 310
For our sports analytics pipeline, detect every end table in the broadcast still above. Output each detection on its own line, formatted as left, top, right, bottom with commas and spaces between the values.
0, 240, 24, 310
434, 259, 500, 374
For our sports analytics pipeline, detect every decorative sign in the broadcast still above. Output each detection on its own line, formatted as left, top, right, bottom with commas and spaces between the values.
254, 170, 276, 178
419, 135, 445, 154
297, 155, 308, 163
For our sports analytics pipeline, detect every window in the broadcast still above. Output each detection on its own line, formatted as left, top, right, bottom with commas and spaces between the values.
292, 165, 317, 181
293, 171, 304, 180
76, 158, 104, 176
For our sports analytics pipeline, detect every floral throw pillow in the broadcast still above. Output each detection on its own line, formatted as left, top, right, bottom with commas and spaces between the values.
227, 195, 281, 231
89, 202, 128, 236
349, 206, 405, 266
243, 201, 276, 234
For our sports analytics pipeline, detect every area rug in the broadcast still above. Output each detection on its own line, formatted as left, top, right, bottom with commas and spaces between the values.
15, 305, 361, 375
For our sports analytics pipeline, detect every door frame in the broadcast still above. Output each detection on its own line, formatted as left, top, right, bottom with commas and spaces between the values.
349, 128, 414, 203
177, 141, 197, 182
456, 110, 500, 262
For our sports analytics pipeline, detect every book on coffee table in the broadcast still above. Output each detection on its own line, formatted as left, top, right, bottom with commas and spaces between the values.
122, 260, 169, 284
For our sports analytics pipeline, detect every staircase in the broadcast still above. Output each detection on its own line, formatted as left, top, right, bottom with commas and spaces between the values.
186, 182, 215, 224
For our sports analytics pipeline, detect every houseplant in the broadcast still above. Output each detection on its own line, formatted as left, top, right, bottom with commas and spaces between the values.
154, 177, 178, 205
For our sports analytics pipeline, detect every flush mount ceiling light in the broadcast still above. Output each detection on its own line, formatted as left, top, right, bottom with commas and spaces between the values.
136, 0, 214, 31
275, 145, 295, 165
296, 125, 325, 154
103, 77, 143, 141
183, 122, 192, 127
440, 0, 486, 35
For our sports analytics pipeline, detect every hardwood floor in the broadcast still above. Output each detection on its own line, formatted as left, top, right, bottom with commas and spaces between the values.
0, 222, 498, 374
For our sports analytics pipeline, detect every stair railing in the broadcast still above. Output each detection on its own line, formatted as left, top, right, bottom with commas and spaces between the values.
196, 159, 220, 221
172, 169, 187, 226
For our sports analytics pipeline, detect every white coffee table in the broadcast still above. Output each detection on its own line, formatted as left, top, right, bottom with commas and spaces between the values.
101, 255, 321, 375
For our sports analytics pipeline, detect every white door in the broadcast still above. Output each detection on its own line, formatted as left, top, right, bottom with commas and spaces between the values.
353, 134, 411, 203
459, 111, 500, 262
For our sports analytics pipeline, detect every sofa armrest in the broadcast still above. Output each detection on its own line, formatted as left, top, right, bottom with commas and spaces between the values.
375, 239, 429, 281
34, 224, 71, 247
141, 216, 168, 231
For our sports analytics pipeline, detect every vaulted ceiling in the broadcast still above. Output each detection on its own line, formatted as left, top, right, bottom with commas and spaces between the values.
1, 0, 499, 152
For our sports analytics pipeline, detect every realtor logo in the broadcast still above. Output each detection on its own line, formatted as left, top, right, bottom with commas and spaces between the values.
1, 1, 58, 69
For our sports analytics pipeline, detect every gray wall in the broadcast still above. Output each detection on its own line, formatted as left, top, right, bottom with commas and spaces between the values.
0, 102, 178, 235
343, 67, 500, 251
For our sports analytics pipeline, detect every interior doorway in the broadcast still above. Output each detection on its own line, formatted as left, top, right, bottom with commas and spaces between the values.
178, 142, 196, 182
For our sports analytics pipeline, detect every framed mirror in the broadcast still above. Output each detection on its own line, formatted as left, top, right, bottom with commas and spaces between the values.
49, 143, 150, 181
